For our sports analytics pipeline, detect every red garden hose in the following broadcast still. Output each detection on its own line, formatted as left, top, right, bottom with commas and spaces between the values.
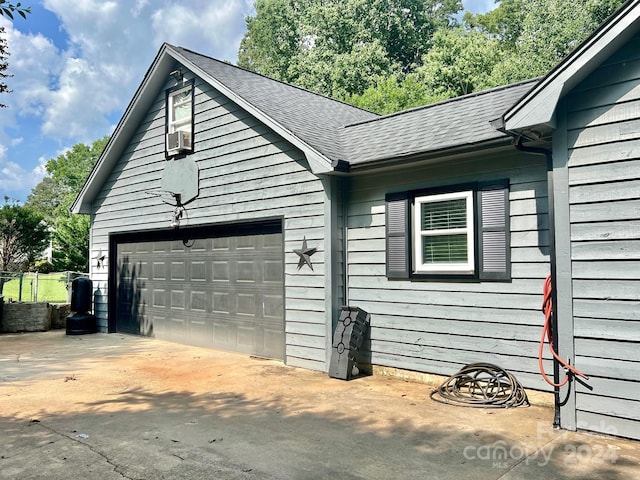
539, 275, 589, 387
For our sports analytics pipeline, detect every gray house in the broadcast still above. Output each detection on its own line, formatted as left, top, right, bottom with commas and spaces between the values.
73, 0, 640, 440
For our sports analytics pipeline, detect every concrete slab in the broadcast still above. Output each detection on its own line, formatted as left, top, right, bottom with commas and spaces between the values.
1, 331, 638, 479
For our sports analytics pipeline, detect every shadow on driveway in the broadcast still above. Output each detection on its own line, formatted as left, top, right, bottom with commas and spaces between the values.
1, 331, 638, 479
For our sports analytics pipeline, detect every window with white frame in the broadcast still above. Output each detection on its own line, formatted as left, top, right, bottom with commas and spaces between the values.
413, 191, 474, 274
166, 81, 194, 155
385, 180, 510, 281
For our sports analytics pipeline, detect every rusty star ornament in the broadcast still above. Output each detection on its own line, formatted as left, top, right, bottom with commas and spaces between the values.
294, 237, 317, 271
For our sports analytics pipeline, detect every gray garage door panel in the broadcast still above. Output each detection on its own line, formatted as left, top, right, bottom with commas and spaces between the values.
115, 229, 284, 360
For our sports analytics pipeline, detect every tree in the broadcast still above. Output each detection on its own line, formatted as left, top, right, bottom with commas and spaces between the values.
238, 0, 301, 82
349, 0, 627, 112
238, 0, 627, 113
415, 27, 504, 98
463, 0, 525, 49
0, 26, 10, 108
51, 214, 90, 272
238, 0, 463, 99
26, 136, 109, 272
348, 27, 503, 113
467, 0, 626, 84
24, 176, 60, 223
0, 2, 30, 107
345, 72, 442, 114
0, 1, 31, 19
0, 199, 50, 293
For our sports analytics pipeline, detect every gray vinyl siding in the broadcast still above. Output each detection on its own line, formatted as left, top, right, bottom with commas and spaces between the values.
565, 32, 640, 440
345, 149, 551, 389
88, 71, 328, 371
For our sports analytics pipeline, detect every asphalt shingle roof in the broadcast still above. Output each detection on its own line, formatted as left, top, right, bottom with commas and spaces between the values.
341, 79, 539, 167
173, 45, 537, 169
172, 45, 379, 162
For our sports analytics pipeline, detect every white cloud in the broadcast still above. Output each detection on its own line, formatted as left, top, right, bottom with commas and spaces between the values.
0, 20, 60, 129
1, 0, 254, 202
33, 155, 49, 178
26, 0, 253, 141
0, 144, 42, 199
150, 0, 252, 62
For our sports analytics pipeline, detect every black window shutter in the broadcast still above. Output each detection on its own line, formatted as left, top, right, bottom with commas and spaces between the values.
477, 181, 510, 281
385, 193, 410, 279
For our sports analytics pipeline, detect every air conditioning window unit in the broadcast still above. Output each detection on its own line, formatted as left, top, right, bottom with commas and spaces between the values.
167, 131, 192, 154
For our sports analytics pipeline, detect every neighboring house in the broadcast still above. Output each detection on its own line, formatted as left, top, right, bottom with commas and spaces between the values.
73, 0, 639, 440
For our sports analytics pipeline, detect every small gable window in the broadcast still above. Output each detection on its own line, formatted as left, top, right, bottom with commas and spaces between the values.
166, 80, 194, 157
386, 180, 510, 281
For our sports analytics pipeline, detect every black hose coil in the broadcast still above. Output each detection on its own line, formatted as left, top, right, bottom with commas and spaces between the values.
430, 362, 530, 408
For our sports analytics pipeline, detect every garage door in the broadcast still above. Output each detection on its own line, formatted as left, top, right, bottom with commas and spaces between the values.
113, 222, 284, 359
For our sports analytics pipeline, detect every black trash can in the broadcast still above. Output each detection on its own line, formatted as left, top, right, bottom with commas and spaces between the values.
70, 277, 92, 313
66, 277, 96, 335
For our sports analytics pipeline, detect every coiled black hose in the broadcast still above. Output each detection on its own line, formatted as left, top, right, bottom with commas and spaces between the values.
430, 362, 530, 408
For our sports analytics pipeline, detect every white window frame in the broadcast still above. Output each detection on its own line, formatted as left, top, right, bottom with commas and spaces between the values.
168, 85, 192, 134
413, 190, 475, 274
166, 84, 193, 155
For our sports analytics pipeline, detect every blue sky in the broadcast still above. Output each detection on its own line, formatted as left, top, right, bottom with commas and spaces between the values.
1, 0, 495, 205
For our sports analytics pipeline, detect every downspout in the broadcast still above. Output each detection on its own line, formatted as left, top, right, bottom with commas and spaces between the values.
333, 160, 350, 308
513, 137, 562, 428
342, 180, 350, 307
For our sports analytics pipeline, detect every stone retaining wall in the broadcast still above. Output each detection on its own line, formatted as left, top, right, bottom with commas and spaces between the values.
0, 302, 71, 333
50, 304, 71, 329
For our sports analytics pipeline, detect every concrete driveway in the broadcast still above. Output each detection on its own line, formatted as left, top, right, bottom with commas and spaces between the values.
1, 331, 638, 479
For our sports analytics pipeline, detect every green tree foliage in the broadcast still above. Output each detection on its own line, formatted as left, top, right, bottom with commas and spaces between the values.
238, 0, 462, 99
0, 1, 31, 19
0, 199, 50, 293
344, 73, 443, 114
468, 0, 626, 85
24, 176, 60, 225
238, 0, 301, 81
352, 0, 626, 111
240, 0, 627, 113
348, 27, 504, 111
463, 0, 525, 49
414, 27, 504, 98
26, 136, 109, 272
51, 214, 90, 272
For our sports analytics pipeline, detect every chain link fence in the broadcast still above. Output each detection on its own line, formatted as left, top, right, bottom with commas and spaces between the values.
0, 271, 88, 303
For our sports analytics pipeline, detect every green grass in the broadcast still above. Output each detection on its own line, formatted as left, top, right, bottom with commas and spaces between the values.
1, 273, 70, 303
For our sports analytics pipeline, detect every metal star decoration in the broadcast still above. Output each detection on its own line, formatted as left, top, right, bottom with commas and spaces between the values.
93, 250, 106, 269
293, 237, 317, 271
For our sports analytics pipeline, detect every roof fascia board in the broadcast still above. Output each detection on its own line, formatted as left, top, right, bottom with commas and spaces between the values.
72, 44, 176, 214
504, 0, 640, 132
167, 48, 333, 175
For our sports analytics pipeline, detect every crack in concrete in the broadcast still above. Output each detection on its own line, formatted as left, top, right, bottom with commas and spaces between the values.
34, 422, 141, 480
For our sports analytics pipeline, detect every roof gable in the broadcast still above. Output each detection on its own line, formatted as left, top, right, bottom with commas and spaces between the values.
172, 47, 377, 164
503, 0, 640, 132
72, 43, 376, 214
